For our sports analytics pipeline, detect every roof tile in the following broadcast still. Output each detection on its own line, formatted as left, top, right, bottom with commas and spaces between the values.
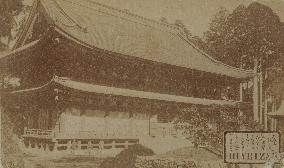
40, 0, 255, 79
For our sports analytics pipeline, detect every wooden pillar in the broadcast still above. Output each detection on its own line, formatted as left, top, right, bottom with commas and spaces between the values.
219, 75, 223, 99
67, 140, 72, 150
273, 100, 277, 131
194, 70, 198, 97
129, 117, 133, 136
77, 140, 81, 150
28, 139, 31, 149
239, 82, 243, 102
148, 109, 151, 136
24, 127, 27, 135
99, 140, 104, 150
125, 140, 129, 149
270, 99, 278, 131
253, 59, 259, 122
259, 72, 263, 124
275, 119, 277, 131
112, 140, 116, 149
80, 108, 86, 132
47, 143, 51, 152
270, 119, 274, 131
39, 141, 43, 150
87, 140, 93, 150
35, 141, 39, 150
104, 116, 109, 137
264, 92, 268, 130
53, 140, 58, 152
274, 99, 277, 131
0, 90, 2, 157
271, 100, 275, 131
42, 142, 46, 151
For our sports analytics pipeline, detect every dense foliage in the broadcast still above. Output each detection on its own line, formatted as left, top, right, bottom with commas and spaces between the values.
201, 2, 284, 99
204, 2, 284, 70
1, 107, 25, 168
174, 105, 264, 149
0, 0, 23, 50
99, 144, 155, 168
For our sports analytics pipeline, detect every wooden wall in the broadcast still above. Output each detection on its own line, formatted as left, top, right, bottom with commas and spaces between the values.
58, 107, 150, 136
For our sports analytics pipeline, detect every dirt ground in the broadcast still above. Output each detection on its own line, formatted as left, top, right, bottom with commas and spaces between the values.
22, 147, 220, 168
23, 154, 109, 168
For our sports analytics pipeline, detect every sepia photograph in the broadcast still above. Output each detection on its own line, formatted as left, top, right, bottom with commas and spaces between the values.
0, 0, 284, 167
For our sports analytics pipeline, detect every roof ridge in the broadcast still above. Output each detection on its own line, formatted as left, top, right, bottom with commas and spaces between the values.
85, 0, 180, 30
52, 0, 78, 27
59, 0, 182, 33
52, 0, 177, 35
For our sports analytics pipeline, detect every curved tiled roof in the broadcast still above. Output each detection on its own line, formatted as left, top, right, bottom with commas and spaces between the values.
38, 0, 255, 79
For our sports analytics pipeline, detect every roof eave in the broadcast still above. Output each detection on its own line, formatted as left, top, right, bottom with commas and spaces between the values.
10, 76, 239, 107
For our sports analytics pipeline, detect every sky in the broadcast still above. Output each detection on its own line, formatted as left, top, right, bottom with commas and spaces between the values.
23, 0, 284, 37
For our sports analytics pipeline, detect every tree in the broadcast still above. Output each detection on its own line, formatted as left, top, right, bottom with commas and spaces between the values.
204, 3, 284, 126
0, 0, 23, 50
204, 7, 230, 63
204, 3, 284, 70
